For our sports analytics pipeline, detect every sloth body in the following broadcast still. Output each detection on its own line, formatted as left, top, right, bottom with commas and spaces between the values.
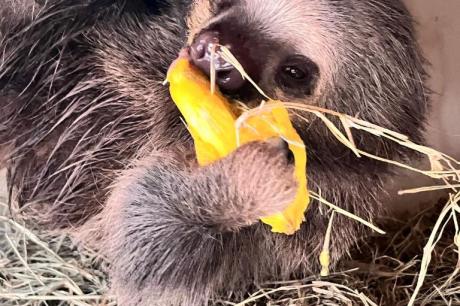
0, 1, 459, 305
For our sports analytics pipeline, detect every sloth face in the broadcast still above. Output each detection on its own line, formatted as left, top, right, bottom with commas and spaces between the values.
186, 0, 428, 165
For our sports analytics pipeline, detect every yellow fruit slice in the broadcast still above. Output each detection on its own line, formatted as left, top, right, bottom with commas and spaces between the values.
166, 56, 310, 235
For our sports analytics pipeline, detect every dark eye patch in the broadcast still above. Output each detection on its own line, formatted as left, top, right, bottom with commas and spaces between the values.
276, 55, 319, 98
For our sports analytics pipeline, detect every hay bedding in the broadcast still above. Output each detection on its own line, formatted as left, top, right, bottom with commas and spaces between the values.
0, 201, 115, 306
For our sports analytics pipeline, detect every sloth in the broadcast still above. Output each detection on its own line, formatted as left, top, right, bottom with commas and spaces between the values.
0, 0, 429, 305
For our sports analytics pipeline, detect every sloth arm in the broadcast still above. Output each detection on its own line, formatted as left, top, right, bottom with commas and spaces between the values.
95, 141, 296, 303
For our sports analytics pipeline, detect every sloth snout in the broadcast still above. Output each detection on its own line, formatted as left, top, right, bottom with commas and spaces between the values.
190, 31, 246, 92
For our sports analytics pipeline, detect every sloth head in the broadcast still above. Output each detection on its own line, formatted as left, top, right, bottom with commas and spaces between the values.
186, 0, 428, 170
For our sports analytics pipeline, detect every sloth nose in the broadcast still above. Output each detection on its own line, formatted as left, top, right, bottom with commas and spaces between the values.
190, 31, 246, 92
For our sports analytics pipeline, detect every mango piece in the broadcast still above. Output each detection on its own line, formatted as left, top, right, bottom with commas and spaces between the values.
166, 56, 309, 235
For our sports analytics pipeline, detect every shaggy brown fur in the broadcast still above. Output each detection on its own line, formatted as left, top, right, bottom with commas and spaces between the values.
0, 0, 428, 305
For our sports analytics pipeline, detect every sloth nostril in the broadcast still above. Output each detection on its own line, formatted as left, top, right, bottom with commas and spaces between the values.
190, 31, 247, 92
190, 31, 219, 62
190, 42, 206, 60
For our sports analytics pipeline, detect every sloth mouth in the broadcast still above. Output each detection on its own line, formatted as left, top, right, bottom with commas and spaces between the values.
185, 46, 263, 106
190, 44, 248, 92
188, 29, 262, 94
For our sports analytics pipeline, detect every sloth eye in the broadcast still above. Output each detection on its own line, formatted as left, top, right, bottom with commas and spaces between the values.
276, 55, 319, 97
282, 66, 307, 80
